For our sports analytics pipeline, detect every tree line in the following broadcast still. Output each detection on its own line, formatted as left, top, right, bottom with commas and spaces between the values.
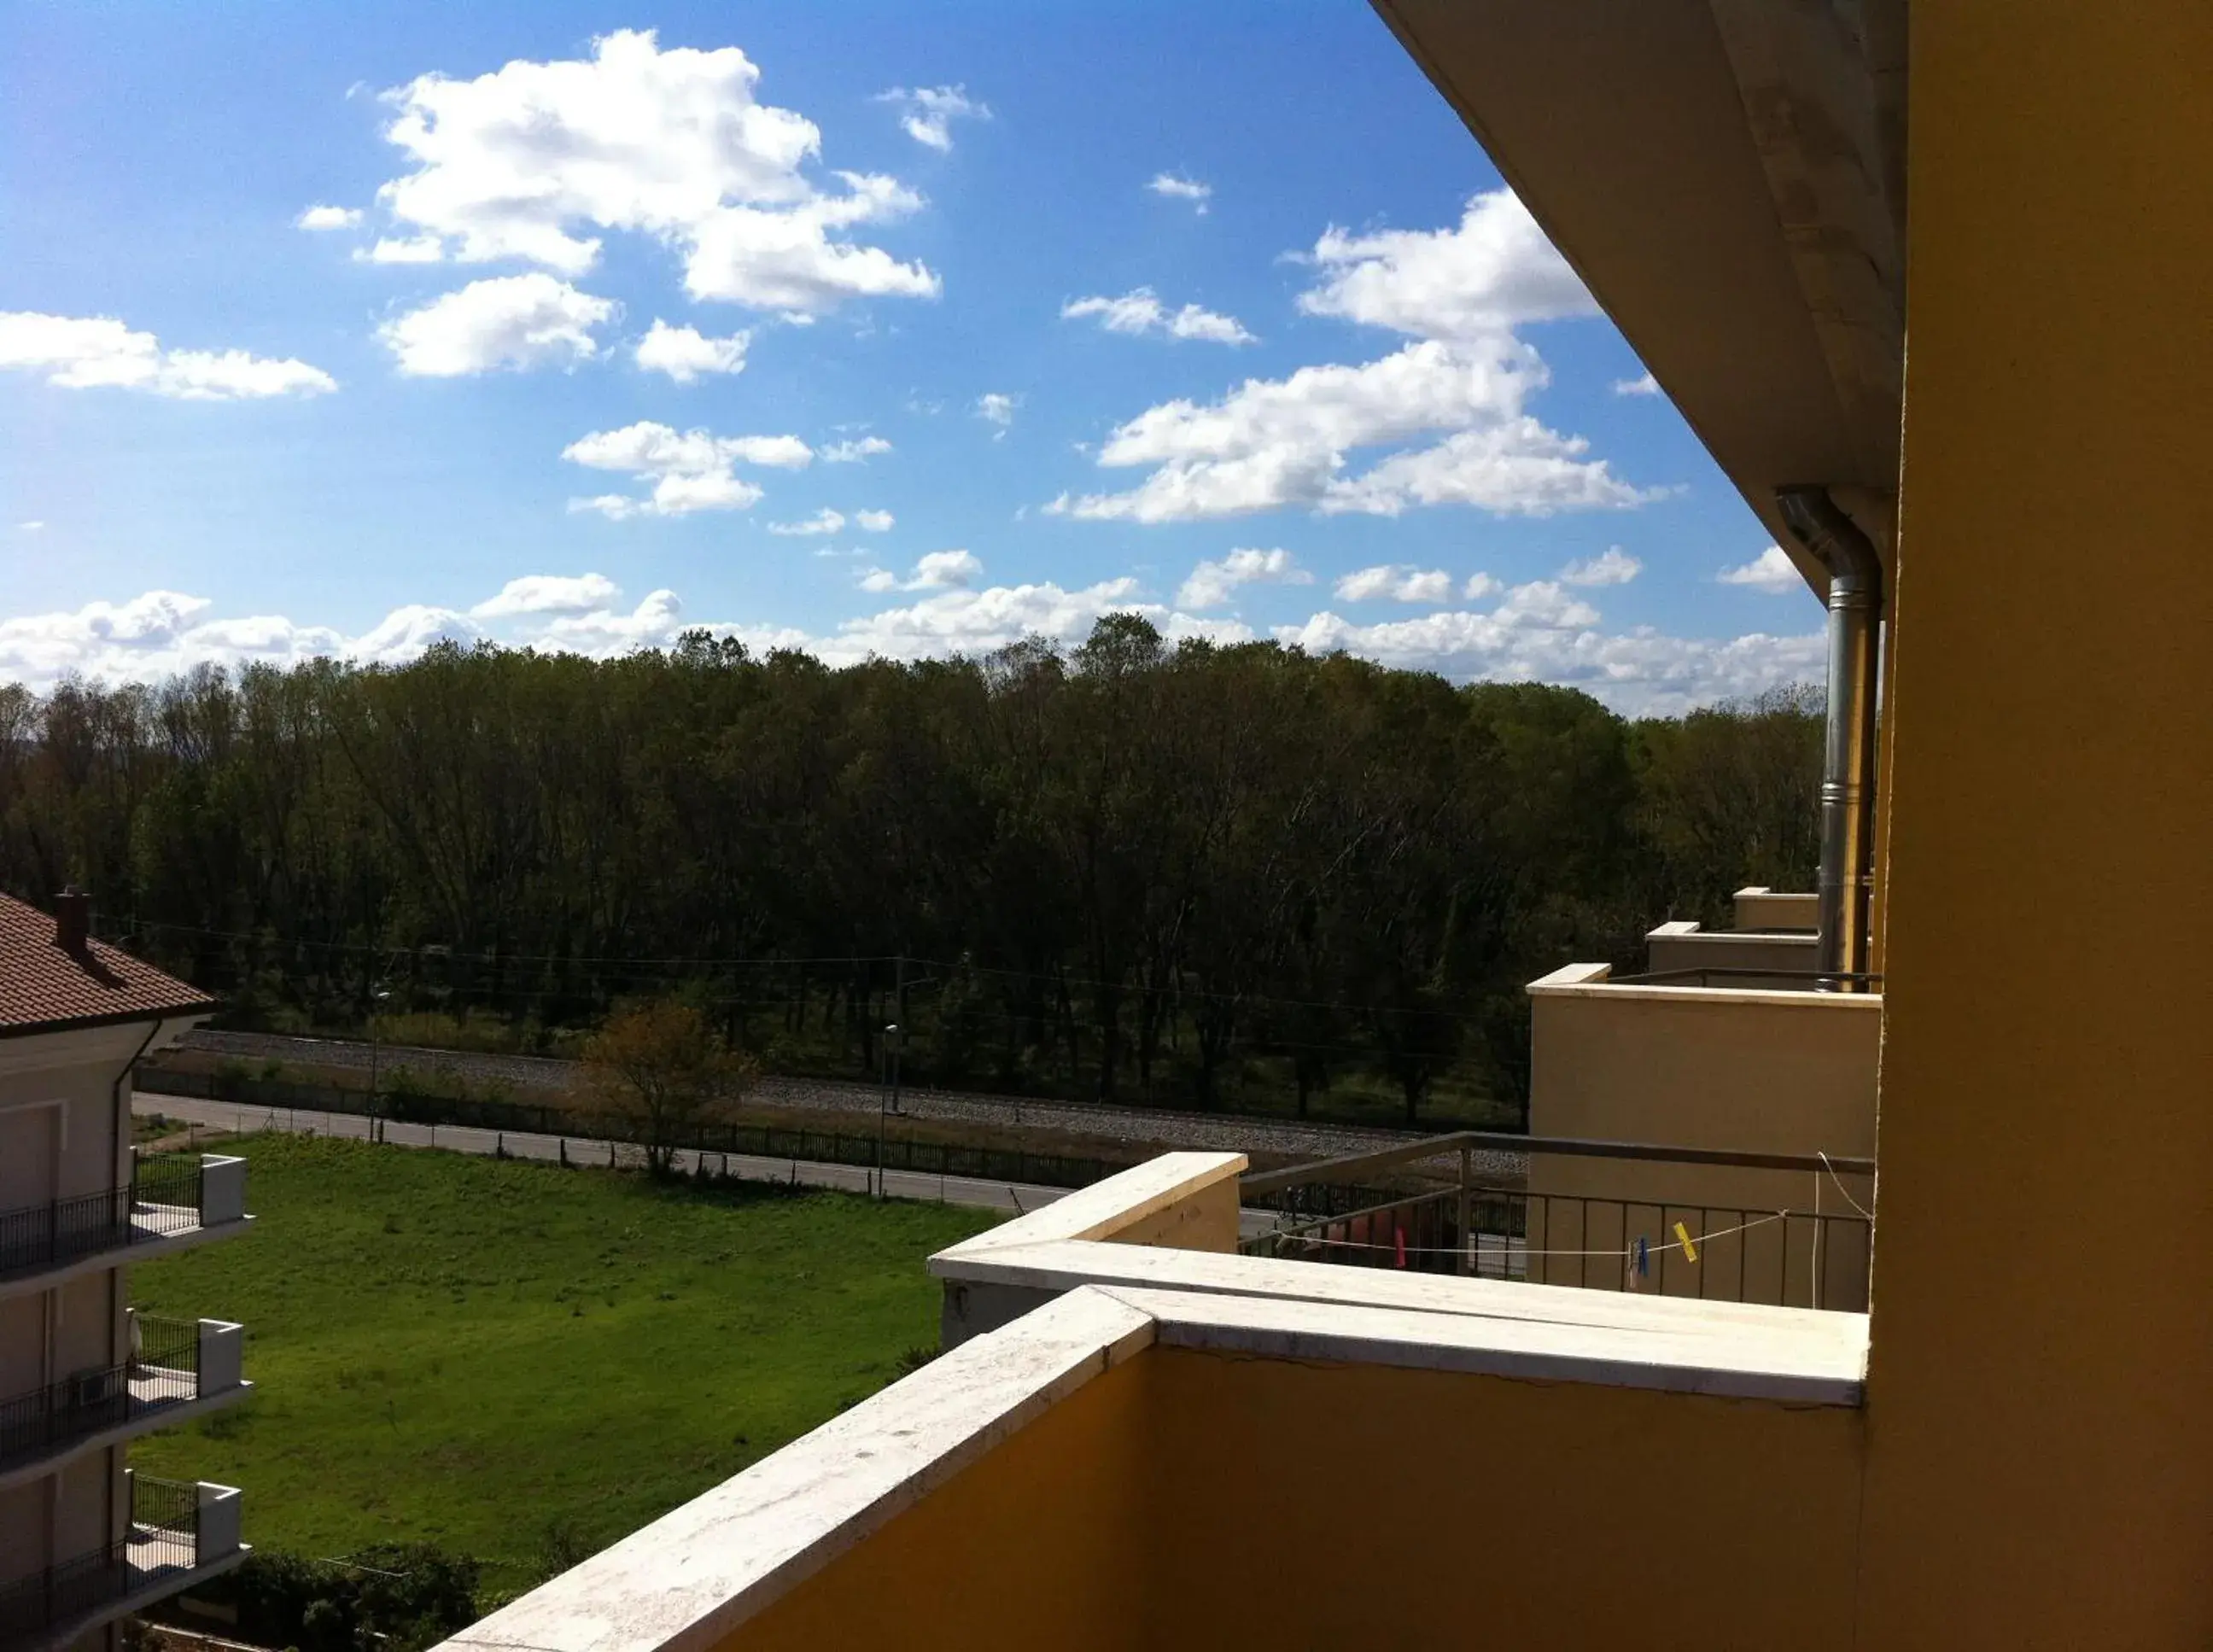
0, 617, 1823, 1126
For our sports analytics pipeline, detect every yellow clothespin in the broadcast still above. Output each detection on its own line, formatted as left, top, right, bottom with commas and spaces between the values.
1673, 1221, 1699, 1263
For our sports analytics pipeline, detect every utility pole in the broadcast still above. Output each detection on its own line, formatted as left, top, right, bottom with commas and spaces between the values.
877, 1021, 902, 1200
891, 954, 907, 1118
366, 984, 391, 1142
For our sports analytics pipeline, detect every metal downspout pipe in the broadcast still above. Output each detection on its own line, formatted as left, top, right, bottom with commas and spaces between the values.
1777, 487, 1884, 992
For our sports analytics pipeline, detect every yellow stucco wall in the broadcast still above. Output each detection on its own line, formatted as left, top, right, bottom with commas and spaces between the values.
1852, 3, 2213, 1643
721, 1346, 1864, 1649
727, 1352, 1152, 1651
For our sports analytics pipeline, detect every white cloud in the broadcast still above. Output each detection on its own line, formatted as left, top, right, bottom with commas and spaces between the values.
820, 435, 892, 463
1177, 548, 1311, 610
360, 235, 447, 265
1333, 565, 1455, 604
1272, 579, 1822, 715
373, 29, 938, 316
378, 275, 614, 376
297, 204, 363, 231
1297, 190, 1597, 342
1062, 289, 1254, 346
1463, 572, 1502, 601
634, 319, 750, 382
861, 549, 983, 593
1560, 546, 1642, 587
1050, 340, 1653, 523
1147, 172, 1212, 213
1048, 191, 1661, 527
768, 507, 845, 537
1, 581, 1822, 714
19, 522, 45, 532
0, 312, 336, 400
1718, 545, 1807, 593
876, 85, 989, 152
563, 421, 809, 517
1612, 371, 1661, 397
975, 392, 1019, 429
853, 508, 895, 534
468, 572, 621, 618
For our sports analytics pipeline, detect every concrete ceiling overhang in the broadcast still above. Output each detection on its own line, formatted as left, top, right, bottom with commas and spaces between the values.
1372, 0, 1907, 598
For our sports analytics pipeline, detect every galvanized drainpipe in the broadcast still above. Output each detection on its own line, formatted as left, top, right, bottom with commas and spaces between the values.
1776, 487, 1884, 992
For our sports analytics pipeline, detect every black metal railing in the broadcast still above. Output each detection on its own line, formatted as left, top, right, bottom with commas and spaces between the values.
0, 1156, 206, 1284
1608, 966, 1884, 989
0, 1316, 202, 1474
1241, 1131, 1876, 1313
0, 1474, 202, 1647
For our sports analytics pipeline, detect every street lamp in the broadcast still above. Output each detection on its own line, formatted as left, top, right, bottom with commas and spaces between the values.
366, 984, 392, 1143
876, 1022, 903, 1200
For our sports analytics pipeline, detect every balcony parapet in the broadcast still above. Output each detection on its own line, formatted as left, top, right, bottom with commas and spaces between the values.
0, 1314, 252, 1491
0, 1473, 246, 1652
0, 1153, 254, 1300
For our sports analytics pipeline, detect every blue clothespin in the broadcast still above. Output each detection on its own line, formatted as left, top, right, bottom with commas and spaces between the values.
1635, 1235, 1650, 1278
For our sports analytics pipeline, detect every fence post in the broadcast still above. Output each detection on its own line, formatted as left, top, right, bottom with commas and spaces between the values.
1457, 1147, 1472, 1277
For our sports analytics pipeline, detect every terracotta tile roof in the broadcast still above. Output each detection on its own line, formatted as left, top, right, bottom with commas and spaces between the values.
0, 894, 218, 1036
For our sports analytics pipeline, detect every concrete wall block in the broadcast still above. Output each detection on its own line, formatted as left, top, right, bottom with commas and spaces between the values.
196, 1320, 243, 1396
196, 1482, 242, 1564
197, 1156, 247, 1227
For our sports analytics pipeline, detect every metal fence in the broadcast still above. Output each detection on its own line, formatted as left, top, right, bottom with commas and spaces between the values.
1241, 1130, 1876, 1313
0, 1156, 207, 1283
146, 1066, 1132, 1191
0, 1316, 201, 1474
0, 1474, 201, 1645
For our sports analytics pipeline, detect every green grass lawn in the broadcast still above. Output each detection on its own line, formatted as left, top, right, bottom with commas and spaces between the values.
128, 1135, 996, 1591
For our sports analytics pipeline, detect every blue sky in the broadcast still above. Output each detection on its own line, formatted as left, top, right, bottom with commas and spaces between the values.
0, 0, 1820, 711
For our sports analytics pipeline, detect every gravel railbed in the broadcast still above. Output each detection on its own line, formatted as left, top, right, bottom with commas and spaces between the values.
171, 1028, 1525, 1175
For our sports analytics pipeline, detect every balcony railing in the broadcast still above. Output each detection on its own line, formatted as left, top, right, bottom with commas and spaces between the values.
0, 1474, 242, 1652
0, 1153, 247, 1287
0, 1316, 245, 1479
1241, 1130, 1876, 1314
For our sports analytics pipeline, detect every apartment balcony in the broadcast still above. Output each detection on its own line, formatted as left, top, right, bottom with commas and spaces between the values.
437, 1155, 1867, 1652
0, 1315, 251, 1492
0, 1153, 253, 1300
0, 1472, 245, 1652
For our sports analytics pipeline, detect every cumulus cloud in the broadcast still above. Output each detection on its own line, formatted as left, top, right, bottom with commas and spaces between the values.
1334, 565, 1455, 604
1273, 579, 1822, 715
975, 392, 1019, 430
768, 507, 845, 536
1049, 190, 1658, 525
468, 572, 621, 618
634, 319, 750, 382
1297, 190, 1597, 342
1147, 172, 1211, 213
1177, 548, 1311, 610
1062, 289, 1254, 346
378, 275, 614, 376
3, 578, 1822, 714
0, 312, 336, 400
297, 204, 363, 231
563, 421, 810, 517
876, 85, 988, 151
1718, 546, 1807, 594
372, 30, 938, 316
360, 235, 446, 264
853, 509, 895, 534
1560, 546, 1642, 587
820, 435, 892, 463
860, 549, 983, 593
1612, 371, 1661, 397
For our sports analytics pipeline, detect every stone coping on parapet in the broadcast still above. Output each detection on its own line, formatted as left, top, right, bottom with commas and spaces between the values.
1527, 961, 1883, 1008
441, 1275, 1865, 1652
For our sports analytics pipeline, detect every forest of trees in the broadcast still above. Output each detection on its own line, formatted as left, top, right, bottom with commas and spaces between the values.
0, 617, 1825, 1128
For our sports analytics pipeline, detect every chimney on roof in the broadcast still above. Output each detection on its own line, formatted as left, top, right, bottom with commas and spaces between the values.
53, 887, 91, 954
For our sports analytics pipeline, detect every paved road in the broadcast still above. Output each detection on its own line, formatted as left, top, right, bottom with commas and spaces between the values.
170, 1028, 1453, 1168
134, 1090, 1288, 1239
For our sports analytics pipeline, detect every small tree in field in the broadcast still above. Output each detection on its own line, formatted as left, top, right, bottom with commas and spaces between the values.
580, 1001, 756, 1176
